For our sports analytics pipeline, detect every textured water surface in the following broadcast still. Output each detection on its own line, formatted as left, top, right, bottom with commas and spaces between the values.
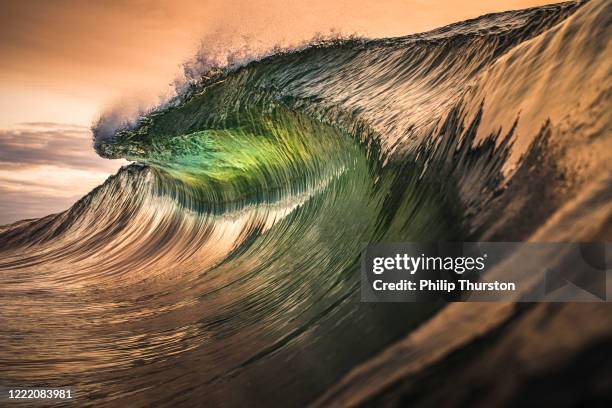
1, 1, 611, 406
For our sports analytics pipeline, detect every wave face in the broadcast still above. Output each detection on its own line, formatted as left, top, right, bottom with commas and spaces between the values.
1, 1, 611, 406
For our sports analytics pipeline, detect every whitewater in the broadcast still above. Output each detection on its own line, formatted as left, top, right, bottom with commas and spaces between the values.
0, 1, 610, 406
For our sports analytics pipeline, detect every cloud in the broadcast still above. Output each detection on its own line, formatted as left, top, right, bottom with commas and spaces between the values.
0, 189, 81, 225
0, 122, 125, 224
0, 122, 120, 171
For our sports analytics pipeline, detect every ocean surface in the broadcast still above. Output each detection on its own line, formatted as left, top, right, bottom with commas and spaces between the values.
1, 1, 610, 406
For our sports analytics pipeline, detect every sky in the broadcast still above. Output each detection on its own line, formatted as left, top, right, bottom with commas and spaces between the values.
0, 0, 553, 224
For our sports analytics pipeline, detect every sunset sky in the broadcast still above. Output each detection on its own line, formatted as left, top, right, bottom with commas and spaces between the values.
0, 0, 553, 224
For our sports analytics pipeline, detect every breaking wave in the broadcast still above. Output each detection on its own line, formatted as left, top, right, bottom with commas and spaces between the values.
1, 1, 610, 406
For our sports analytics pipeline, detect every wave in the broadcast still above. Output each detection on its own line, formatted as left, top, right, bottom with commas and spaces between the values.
1, 1, 611, 406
